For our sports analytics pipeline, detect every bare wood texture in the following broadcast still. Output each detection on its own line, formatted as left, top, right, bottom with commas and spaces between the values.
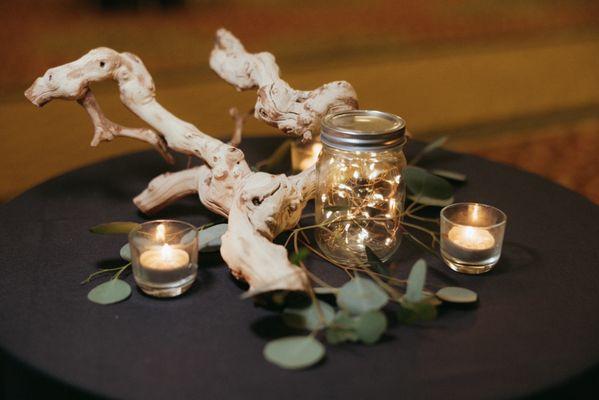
210, 29, 359, 141
25, 31, 355, 292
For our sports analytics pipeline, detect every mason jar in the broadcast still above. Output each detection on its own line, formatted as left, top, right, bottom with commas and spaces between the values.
315, 110, 407, 265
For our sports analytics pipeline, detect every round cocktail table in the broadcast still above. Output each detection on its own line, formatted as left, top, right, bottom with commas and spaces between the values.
1, 138, 598, 399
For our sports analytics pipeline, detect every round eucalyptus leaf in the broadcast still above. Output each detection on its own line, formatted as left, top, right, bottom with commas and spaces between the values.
181, 229, 198, 245
408, 194, 454, 207
421, 136, 448, 154
404, 166, 453, 204
198, 224, 228, 252
89, 222, 140, 234
263, 336, 325, 370
120, 243, 131, 261
397, 299, 438, 324
326, 326, 359, 345
436, 287, 478, 304
87, 279, 131, 305
283, 300, 335, 330
429, 168, 467, 182
355, 310, 387, 344
337, 277, 389, 315
326, 311, 359, 344
405, 259, 427, 304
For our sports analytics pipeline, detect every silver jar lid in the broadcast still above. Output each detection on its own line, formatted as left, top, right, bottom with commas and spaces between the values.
320, 110, 406, 151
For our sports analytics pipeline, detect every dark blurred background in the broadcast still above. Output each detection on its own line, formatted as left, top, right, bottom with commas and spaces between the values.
1, 0, 598, 202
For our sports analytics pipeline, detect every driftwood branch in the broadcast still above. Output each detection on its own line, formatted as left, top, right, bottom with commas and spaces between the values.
78, 91, 174, 164
210, 29, 359, 141
25, 31, 356, 293
228, 107, 251, 147
133, 166, 207, 214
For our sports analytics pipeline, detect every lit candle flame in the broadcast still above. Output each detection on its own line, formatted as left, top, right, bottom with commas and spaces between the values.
156, 224, 166, 242
160, 243, 173, 260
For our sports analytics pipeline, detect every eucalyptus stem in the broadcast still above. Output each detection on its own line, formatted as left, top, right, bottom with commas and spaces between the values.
112, 262, 131, 280
404, 231, 441, 261
341, 264, 407, 287
293, 232, 327, 327
401, 221, 439, 246
405, 212, 440, 224
360, 264, 401, 299
81, 265, 127, 285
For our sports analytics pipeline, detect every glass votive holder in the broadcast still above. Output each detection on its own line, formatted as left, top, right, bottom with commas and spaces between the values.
129, 220, 198, 298
440, 203, 507, 274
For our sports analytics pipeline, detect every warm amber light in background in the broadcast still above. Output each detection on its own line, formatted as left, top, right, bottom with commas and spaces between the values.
0, 1, 597, 203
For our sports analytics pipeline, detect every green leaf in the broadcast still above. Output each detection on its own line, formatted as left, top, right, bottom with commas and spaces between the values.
407, 194, 454, 207
326, 328, 359, 345
422, 136, 448, 154
355, 310, 387, 344
429, 168, 467, 182
120, 243, 131, 261
410, 136, 448, 165
263, 336, 325, 370
89, 222, 140, 235
255, 139, 292, 173
325, 311, 359, 344
337, 277, 389, 315
283, 300, 335, 330
365, 246, 388, 275
404, 166, 453, 205
436, 287, 478, 304
405, 259, 426, 303
290, 247, 310, 266
87, 279, 131, 305
198, 223, 227, 252
397, 301, 437, 324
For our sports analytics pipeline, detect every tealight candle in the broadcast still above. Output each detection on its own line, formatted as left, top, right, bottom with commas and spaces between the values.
448, 226, 495, 250
129, 220, 198, 297
440, 203, 506, 274
139, 244, 191, 284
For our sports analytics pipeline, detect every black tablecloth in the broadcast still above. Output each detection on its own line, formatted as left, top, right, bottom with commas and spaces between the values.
1, 138, 598, 400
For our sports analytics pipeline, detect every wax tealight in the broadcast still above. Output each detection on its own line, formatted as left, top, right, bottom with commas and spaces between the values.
129, 220, 198, 297
447, 226, 495, 251
140, 244, 190, 271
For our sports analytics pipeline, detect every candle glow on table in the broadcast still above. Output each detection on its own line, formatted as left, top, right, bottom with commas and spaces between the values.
440, 203, 507, 274
129, 220, 198, 297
